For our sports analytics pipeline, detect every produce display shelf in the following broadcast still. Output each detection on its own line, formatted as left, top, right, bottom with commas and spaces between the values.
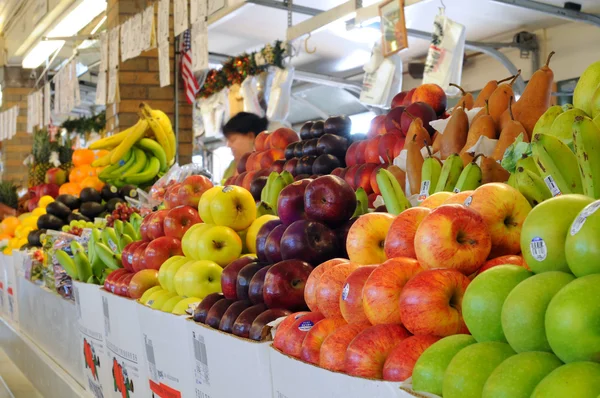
0, 317, 89, 398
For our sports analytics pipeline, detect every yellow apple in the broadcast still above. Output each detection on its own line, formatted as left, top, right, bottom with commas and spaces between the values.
174, 260, 223, 299
182, 223, 213, 259
139, 286, 163, 304
172, 297, 202, 315
209, 185, 257, 231
246, 215, 280, 253
198, 186, 222, 224
150, 291, 177, 309
420, 192, 454, 209
160, 295, 184, 312
238, 227, 249, 254
346, 212, 395, 265
165, 258, 192, 293
196, 225, 242, 266
144, 289, 168, 306
158, 255, 186, 289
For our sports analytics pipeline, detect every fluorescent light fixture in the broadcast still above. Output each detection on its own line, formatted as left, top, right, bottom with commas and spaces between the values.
22, 0, 107, 69
329, 20, 381, 44
349, 111, 377, 135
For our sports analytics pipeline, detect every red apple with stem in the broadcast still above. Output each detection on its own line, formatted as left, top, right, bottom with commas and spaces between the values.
263, 260, 313, 311
143, 237, 184, 270
146, 209, 169, 240
385, 207, 432, 259
177, 175, 213, 208
163, 206, 202, 240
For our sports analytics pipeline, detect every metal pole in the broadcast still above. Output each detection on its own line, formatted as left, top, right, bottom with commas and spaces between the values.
491, 0, 600, 28
174, 35, 180, 164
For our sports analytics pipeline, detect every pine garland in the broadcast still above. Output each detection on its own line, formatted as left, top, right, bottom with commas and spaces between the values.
198, 40, 286, 99
61, 111, 106, 135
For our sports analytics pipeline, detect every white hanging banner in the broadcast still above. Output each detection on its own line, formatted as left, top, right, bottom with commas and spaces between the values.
174, 0, 188, 36
158, 41, 171, 87
10, 106, 18, 139
158, 0, 169, 43
44, 83, 51, 126
190, 0, 207, 24
141, 5, 156, 52
37, 89, 44, 128
96, 31, 108, 106
109, 26, 120, 69
120, 19, 131, 62
27, 93, 33, 133
131, 13, 143, 58
191, 20, 209, 72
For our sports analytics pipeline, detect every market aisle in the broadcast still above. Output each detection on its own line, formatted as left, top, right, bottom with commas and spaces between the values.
0, 349, 43, 398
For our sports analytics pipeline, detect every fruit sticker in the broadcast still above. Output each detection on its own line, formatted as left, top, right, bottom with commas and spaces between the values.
298, 320, 314, 332
570, 200, 600, 236
463, 196, 473, 207
543, 175, 562, 197
341, 283, 350, 301
530, 236, 548, 262
418, 180, 431, 202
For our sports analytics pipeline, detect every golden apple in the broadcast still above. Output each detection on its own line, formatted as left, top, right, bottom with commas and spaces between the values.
246, 215, 280, 253
346, 212, 395, 265
195, 225, 242, 266
210, 186, 257, 231
198, 186, 222, 224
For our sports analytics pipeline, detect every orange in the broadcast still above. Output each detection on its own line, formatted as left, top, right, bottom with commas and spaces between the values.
80, 176, 104, 191
0, 233, 11, 241
72, 149, 95, 167
1, 216, 20, 236
94, 149, 110, 160
69, 164, 96, 183
59, 182, 82, 197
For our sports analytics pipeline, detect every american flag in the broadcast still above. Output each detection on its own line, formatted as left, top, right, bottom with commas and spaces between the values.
181, 29, 200, 104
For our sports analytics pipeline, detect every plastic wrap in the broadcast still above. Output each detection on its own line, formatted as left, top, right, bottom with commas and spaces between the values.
267, 67, 295, 123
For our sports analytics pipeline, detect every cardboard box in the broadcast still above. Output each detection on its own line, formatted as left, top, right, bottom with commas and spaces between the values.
3, 252, 18, 325
269, 346, 425, 398
136, 303, 196, 397
0, 253, 8, 317
186, 319, 274, 398
99, 289, 152, 398
73, 281, 113, 398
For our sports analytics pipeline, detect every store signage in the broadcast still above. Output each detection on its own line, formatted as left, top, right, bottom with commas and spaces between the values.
379, 0, 409, 57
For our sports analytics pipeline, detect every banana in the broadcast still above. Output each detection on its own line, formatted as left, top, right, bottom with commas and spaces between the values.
91, 150, 114, 167
150, 107, 177, 164
129, 213, 143, 234
140, 104, 173, 163
102, 227, 119, 253
123, 222, 139, 241
55, 250, 79, 280
118, 234, 133, 253
515, 155, 540, 176
353, 187, 369, 217
507, 172, 518, 189
122, 157, 160, 185
256, 201, 275, 217
267, 175, 287, 216
88, 130, 128, 150
73, 250, 92, 282
121, 147, 147, 177
532, 105, 564, 136
89, 229, 105, 278
572, 115, 600, 199
110, 119, 149, 164
136, 138, 167, 172
113, 219, 124, 237
420, 145, 442, 199
99, 149, 133, 180
70, 240, 85, 254
531, 133, 583, 196
105, 149, 139, 179
515, 166, 552, 207
434, 153, 464, 193
280, 171, 294, 185
453, 158, 482, 192
95, 242, 122, 270
262, 172, 279, 203
376, 168, 411, 215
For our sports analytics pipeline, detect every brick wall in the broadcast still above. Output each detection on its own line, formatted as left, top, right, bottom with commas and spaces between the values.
0, 67, 35, 186
106, 0, 193, 165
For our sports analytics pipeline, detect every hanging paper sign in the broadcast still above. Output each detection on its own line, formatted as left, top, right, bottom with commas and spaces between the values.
158, 0, 170, 43
379, 0, 408, 57
174, 0, 188, 36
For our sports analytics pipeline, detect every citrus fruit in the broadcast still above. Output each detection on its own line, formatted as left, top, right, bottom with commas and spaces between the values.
72, 149, 95, 167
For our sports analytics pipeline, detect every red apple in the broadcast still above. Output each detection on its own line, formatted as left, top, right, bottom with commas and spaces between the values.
385, 207, 432, 259
146, 209, 169, 240
300, 318, 347, 365
402, 88, 416, 105
354, 163, 378, 194
164, 183, 183, 209
131, 242, 150, 272
382, 334, 441, 381
315, 262, 361, 319
400, 102, 437, 136
344, 165, 361, 190
304, 258, 349, 312
331, 167, 346, 179
232, 303, 268, 338
355, 140, 368, 164
143, 237, 183, 270
362, 257, 424, 325
283, 158, 299, 175
319, 322, 371, 372
466, 183, 532, 258
249, 308, 293, 341
128, 269, 159, 299
163, 205, 202, 240
263, 260, 313, 311
121, 241, 144, 272
378, 133, 401, 164
104, 269, 129, 293
391, 92, 409, 108
237, 152, 251, 174
339, 265, 377, 324
411, 84, 447, 116
255, 131, 270, 151
241, 170, 258, 192
115, 273, 134, 297
364, 137, 383, 164
304, 175, 356, 224
346, 212, 395, 265
414, 204, 492, 275
384, 107, 406, 137
273, 312, 310, 351
345, 324, 411, 379
177, 175, 213, 208
367, 115, 387, 139
270, 128, 300, 150
393, 137, 405, 158
45, 168, 67, 185
36, 183, 60, 198
277, 179, 311, 226
192, 293, 224, 323
345, 142, 360, 167
280, 220, 339, 266
220, 256, 258, 300
399, 269, 471, 336
270, 159, 286, 173
477, 254, 529, 274
278, 312, 326, 358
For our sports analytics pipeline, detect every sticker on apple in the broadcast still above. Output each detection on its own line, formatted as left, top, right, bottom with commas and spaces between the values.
530, 236, 547, 262
298, 320, 314, 332
570, 201, 600, 236
341, 283, 350, 301
463, 196, 473, 207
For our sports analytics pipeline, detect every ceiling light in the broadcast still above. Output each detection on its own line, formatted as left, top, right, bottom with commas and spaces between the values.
22, 0, 107, 69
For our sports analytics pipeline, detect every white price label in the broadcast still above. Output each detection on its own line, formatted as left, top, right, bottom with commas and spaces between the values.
530, 236, 548, 261
570, 200, 600, 236
544, 175, 562, 197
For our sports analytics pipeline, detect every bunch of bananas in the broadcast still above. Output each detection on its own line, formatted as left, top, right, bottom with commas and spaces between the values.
90, 103, 175, 188
420, 152, 483, 199
257, 171, 294, 216
376, 168, 411, 215
55, 213, 142, 284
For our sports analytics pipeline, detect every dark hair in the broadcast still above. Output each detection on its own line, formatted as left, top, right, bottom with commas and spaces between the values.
223, 112, 268, 138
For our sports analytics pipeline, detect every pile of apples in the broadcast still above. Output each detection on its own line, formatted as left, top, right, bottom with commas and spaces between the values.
271, 182, 532, 381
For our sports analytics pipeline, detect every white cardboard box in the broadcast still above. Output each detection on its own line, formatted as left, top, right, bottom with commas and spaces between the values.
99, 288, 152, 398
269, 346, 425, 398
3, 253, 18, 325
136, 303, 196, 398
186, 318, 274, 398
0, 253, 8, 318
73, 281, 113, 398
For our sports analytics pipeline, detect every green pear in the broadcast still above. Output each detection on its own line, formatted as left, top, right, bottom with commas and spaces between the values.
548, 108, 588, 144
532, 105, 563, 137
573, 61, 600, 116
532, 362, 600, 398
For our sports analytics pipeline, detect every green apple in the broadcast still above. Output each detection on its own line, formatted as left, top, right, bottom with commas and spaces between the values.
181, 223, 212, 259
172, 297, 202, 315
157, 255, 186, 290
501, 271, 575, 352
160, 295, 184, 313
482, 351, 563, 398
463, 265, 532, 343
545, 274, 600, 363
173, 260, 223, 299
565, 199, 600, 277
412, 334, 477, 395
443, 341, 516, 398
520, 195, 593, 274
532, 362, 600, 398
195, 225, 242, 266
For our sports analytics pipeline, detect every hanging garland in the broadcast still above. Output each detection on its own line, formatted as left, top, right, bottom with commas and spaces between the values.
198, 40, 287, 99
61, 111, 106, 135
